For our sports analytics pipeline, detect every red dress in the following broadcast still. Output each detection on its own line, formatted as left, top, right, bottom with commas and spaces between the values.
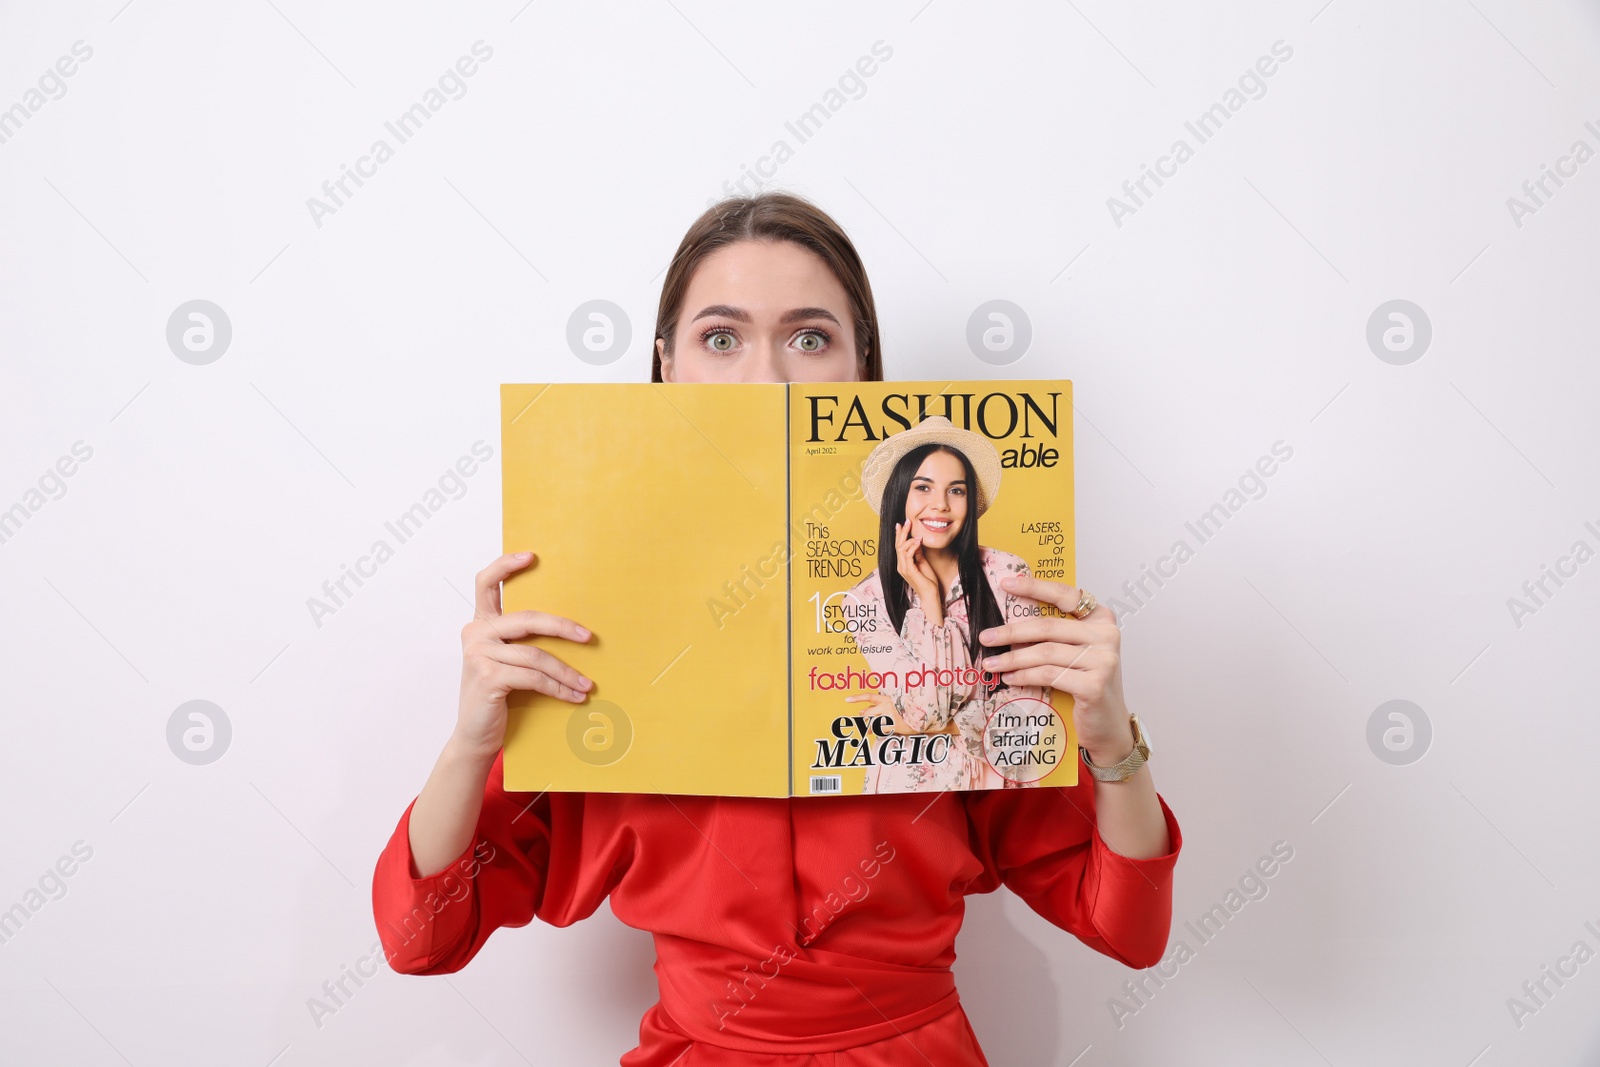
372, 751, 1182, 1065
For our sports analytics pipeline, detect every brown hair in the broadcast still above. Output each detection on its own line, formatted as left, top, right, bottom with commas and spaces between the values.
650, 192, 884, 382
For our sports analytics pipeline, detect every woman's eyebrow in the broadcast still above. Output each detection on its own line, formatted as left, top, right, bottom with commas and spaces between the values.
690, 304, 750, 323
689, 305, 841, 325
780, 307, 841, 325
911, 475, 967, 484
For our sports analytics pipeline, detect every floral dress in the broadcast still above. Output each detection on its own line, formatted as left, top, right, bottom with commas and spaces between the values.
846, 545, 1057, 793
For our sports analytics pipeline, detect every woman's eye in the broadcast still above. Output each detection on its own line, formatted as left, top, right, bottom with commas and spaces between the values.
706, 330, 735, 352
795, 330, 828, 352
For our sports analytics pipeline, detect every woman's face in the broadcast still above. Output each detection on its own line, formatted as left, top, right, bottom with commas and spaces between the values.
903, 450, 969, 551
658, 239, 860, 384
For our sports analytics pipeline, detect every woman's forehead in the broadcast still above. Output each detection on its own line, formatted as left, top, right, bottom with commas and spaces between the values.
684, 240, 850, 315
912, 452, 966, 480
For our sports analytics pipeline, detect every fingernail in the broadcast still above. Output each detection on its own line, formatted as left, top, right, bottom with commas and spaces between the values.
575, 625, 591, 638
515, 551, 532, 559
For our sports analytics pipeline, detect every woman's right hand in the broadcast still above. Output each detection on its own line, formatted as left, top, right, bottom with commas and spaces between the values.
894, 521, 944, 624
455, 551, 594, 757
845, 691, 957, 736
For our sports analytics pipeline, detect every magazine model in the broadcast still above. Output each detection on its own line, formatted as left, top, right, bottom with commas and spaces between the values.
501, 380, 1077, 797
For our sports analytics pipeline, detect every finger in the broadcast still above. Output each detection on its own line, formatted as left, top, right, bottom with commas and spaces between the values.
482, 641, 594, 695
997, 662, 1094, 696
473, 608, 592, 646
978, 615, 1101, 647
474, 552, 536, 620
984, 641, 1101, 674
998, 573, 1116, 625
483, 659, 591, 703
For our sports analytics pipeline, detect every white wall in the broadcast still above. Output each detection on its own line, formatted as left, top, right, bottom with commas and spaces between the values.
3, 1, 1598, 1063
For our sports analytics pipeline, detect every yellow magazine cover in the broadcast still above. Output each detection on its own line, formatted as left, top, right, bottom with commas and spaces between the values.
500, 380, 1076, 797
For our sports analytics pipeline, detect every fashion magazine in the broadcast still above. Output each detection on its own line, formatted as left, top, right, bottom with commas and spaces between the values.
500, 380, 1077, 797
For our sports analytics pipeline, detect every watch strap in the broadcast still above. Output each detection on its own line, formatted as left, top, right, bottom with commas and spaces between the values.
1080, 713, 1149, 783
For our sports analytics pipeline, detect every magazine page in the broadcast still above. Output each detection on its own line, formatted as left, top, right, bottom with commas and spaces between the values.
499, 383, 792, 796
787, 380, 1079, 797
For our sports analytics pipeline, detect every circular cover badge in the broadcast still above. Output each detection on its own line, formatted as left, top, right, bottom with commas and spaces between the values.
982, 696, 1066, 783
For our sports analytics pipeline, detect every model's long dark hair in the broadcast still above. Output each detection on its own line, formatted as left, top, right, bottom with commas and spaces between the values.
876, 443, 1009, 696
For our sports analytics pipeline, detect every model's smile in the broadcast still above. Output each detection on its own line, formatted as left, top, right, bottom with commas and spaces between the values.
919, 517, 952, 532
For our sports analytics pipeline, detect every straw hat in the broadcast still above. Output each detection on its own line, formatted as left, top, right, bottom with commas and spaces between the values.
861, 415, 1002, 517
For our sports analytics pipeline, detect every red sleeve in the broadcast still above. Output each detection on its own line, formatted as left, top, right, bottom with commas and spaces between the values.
371, 750, 626, 975
962, 767, 1182, 969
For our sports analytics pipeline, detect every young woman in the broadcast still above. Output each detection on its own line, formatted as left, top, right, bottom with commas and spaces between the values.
843, 424, 1056, 794
372, 192, 1181, 1066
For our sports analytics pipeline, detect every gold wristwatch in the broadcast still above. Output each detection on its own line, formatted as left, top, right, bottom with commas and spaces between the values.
1080, 713, 1150, 783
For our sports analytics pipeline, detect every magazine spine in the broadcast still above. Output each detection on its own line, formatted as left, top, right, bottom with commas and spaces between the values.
785, 385, 794, 796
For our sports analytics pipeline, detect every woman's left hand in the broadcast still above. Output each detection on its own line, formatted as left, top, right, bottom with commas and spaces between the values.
976, 574, 1135, 765
843, 691, 957, 736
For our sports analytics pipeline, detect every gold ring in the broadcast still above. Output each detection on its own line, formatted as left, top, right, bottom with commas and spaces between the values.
1068, 590, 1097, 619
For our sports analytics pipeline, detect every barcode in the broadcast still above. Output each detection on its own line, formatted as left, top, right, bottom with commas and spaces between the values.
809, 775, 842, 794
